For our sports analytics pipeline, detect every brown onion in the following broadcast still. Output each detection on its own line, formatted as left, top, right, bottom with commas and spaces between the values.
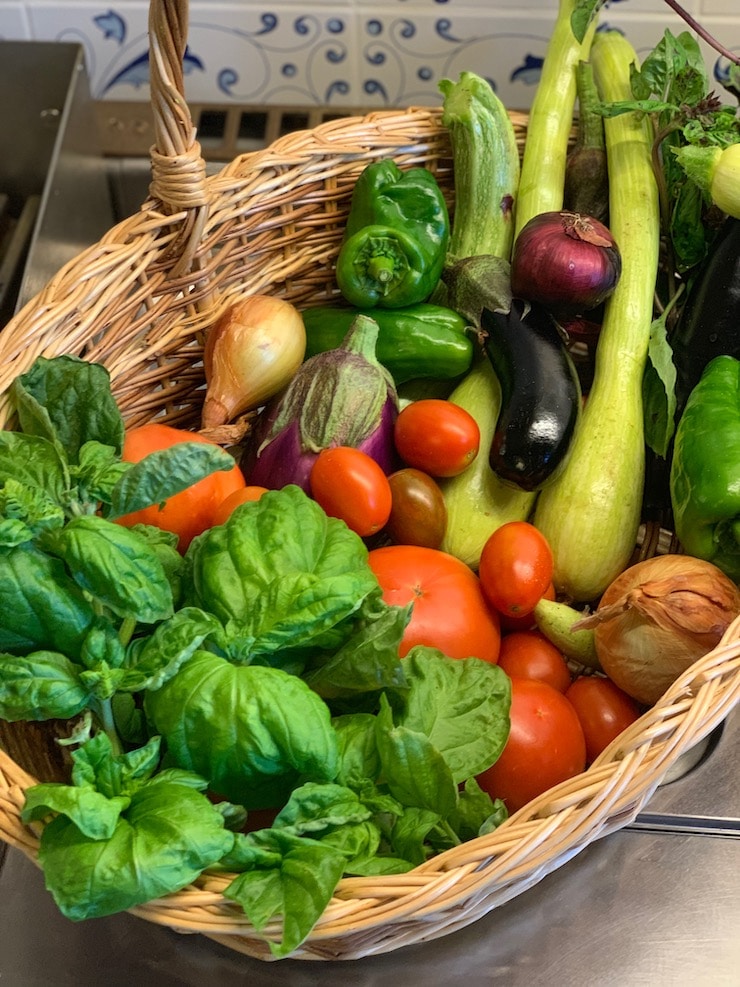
511, 211, 621, 315
574, 554, 740, 706
202, 295, 306, 429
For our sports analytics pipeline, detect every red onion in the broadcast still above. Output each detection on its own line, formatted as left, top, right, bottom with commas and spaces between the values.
511, 211, 621, 315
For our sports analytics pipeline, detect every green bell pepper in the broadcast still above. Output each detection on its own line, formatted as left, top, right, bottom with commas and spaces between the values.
336, 160, 450, 309
670, 354, 740, 581
301, 302, 473, 385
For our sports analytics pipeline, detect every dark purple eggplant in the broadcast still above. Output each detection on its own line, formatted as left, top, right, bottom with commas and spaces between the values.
482, 299, 582, 492
671, 216, 740, 418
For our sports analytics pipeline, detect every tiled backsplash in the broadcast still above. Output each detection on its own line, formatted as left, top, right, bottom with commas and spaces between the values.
1, 1, 738, 111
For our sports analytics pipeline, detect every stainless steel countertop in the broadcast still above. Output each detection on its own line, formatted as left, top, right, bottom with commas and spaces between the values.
1, 824, 738, 985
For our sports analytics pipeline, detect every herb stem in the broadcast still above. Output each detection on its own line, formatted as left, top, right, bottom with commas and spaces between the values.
95, 698, 124, 756
436, 819, 462, 848
662, 0, 740, 66
118, 616, 137, 648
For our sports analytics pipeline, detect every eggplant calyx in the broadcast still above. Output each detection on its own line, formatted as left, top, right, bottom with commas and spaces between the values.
441, 255, 513, 328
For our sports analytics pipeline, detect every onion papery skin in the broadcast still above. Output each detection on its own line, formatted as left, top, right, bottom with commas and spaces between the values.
511, 211, 621, 315
584, 554, 740, 706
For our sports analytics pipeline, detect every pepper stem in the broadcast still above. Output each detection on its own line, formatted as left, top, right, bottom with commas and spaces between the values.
367, 255, 397, 284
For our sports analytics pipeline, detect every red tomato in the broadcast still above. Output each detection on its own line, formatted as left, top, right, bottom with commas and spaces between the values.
565, 676, 642, 764
116, 423, 246, 552
386, 468, 447, 549
310, 447, 392, 538
394, 399, 480, 478
367, 544, 500, 663
211, 485, 269, 526
498, 630, 572, 693
498, 581, 556, 632
476, 678, 587, 813
478, 521, 554, 618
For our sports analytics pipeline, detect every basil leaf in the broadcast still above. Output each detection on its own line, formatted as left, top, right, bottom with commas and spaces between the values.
303, 600, 410, 699
0, 478, 65, 545
121, 607, 220, 692
570, 0, 603, 45
272, 782, 372, 836
12, 355, 124, 462
332, 712, 381, 787
70, 733, 162, 797
223, 830, 346, 959
108, 442, 236, 518
388, 806, 441, 866
44, 515, 173, 623
398, 648, 511, 782
0, 431, 68, 503
375, 694, 457, 818
183, 486, 378, 660
0, 545, 97, 655
447, 777, 505, 843
36, 779, 233, 920
144, 651, 339, 809
22, 783, 130, 840
0, 650, 89, 720
72, 440, 131, 506
643, 312, 678, 458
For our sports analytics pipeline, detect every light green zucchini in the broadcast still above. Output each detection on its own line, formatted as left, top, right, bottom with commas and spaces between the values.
439, 357, 536, 569
439, 71, 521, 262
533, 31, 661, 602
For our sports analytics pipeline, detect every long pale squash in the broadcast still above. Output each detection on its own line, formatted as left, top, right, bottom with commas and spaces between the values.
533, 31, 661, 602
514, 0, 597, 237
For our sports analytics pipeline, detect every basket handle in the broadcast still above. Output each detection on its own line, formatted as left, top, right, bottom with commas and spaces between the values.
147, 0, 209, 278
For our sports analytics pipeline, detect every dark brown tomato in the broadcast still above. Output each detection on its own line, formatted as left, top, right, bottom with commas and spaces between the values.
385, 468, 448, 549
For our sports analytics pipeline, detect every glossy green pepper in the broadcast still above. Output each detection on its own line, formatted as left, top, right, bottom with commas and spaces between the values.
670, 354, 740, 581
301, 303, 473, 385
336, 160, 450, 309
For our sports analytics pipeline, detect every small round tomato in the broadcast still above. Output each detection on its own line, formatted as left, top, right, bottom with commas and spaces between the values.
116, 423, 246, 551
498, 630, 572, 693
211, 485, 269, 526
478, 521, 554, 618
476, 677, 586, 813
386, 468, 447, 549
367, 544, 500, 663
498, 582, 556, 632
394, 399, 480, 478
310, 447, 392, 538
565, 675, 642, 764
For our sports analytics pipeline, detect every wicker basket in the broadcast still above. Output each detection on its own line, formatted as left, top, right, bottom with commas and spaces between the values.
2, 0, 740, 963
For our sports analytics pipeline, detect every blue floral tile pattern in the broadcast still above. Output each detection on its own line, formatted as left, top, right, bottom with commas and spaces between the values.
16, 1, 740, 110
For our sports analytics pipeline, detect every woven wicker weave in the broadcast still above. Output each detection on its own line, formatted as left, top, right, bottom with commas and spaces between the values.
1, 0, 740, 963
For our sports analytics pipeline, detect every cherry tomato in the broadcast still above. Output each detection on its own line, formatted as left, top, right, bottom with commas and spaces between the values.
565, 675, 642, 764
498, 630, 572, 693
116, 423, 246, 552
310, 447, 392, 538
498, 581, 556, 632
394, 399, 480, 478
476, 678, 587, 813
367, 544, 500, 663
385, 468, 447, 549
478, 521, 554, 618
211, 485, 269, 526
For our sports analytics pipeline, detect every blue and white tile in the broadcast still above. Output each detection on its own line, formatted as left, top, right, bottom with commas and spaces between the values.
25, 2, 151, 98
186, 4, 360, 106
0, 2, 30, 40
24, 2, 361, 106
357, 10, 565, 110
